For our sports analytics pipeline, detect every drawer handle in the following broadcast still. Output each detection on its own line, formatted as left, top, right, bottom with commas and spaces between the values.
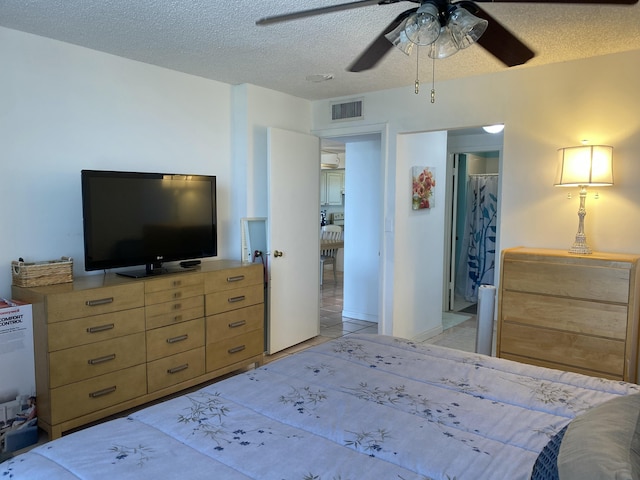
88, 353, 116, 365
228, 295, 246, 303
86, 323, 115, 333
85, 297, 114, 307
228, 345, 246, 354
89, 386, 116, 398
173, 315, 183, 323
173, 303, 182, 310
227, 275, 245, 283
173, 292, 182, 299
167, 334, 188, 344
229, 320, 246, 328
167, 364, 189, 374
172, 280, 182, 287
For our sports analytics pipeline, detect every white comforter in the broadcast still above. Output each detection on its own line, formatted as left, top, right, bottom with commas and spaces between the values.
3, 334, 638, 479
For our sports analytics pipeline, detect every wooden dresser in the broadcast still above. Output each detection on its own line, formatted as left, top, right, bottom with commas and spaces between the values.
497, 247, 640, 382
12, 260, 264, 439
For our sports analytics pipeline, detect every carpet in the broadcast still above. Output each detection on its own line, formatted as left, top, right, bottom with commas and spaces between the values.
442, 312, 472, 330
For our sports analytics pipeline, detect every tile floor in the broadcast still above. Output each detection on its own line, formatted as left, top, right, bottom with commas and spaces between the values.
264, 271, 479, 364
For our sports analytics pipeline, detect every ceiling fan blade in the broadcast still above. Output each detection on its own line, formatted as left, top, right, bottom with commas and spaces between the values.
256, 0, 385, 26
347, 8, 418, 72
470, 4, 536, 67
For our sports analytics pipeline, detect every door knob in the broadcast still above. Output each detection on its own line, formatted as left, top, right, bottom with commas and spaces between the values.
273, 250, 283, 258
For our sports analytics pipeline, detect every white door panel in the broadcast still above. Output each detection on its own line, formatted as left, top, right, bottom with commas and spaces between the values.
267, 128, 320, 354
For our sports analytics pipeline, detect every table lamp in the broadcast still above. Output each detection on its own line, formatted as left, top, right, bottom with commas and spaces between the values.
554, 145, 614, 254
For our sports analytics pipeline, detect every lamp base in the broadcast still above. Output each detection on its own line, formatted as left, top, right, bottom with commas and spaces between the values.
568, 234, 592, 255
568, 186, 592, 255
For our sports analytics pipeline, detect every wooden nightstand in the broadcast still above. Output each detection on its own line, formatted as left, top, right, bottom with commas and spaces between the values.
497, 247, 640, 382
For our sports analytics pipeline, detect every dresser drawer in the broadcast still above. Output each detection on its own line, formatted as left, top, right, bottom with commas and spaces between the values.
145, 273, 203, 294
499, 353, 622, 381
145, 296, 204, 330
147, 347, 205, 393
500, 322, 625, 378
501, 291, 628, 340
48, 307, 146, 351
146, 318, 205, 362
206, 284, 264, 315
49, 332, 146, 388
501, 258, 630, 303
145, 284, 203, 306
206, 304, 264, 342
50, 364, 147, 424
206, 329, 263, 372
46, 283, 145, 322
205, 265, 263, 293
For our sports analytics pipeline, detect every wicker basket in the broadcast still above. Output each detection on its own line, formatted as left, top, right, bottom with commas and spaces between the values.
11, 257, 73, 287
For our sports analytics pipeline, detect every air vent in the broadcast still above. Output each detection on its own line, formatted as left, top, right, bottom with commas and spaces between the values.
331, 99, 363, 121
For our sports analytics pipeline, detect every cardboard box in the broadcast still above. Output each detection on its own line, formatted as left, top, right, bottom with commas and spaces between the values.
0, 300, 37, 453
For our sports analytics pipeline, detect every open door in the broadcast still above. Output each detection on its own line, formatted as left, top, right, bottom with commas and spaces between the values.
267, 128, 320, 354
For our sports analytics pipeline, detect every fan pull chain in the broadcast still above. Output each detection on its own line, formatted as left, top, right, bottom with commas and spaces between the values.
415, 46, 420, 94
430, 55, 436, 103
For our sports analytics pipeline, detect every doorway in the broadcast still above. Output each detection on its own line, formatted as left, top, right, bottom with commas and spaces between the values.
452, 153, 499, 312
443, 128, 503, 330
319, 134, 382, 326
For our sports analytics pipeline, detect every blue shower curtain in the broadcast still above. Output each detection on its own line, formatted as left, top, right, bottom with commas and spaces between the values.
457, 174, 498, 303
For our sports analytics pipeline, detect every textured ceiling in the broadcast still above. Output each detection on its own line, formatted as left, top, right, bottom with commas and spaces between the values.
0, 1, 639, 100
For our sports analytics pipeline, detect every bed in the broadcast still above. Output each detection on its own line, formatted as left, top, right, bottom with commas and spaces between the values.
2, 333, 639, 479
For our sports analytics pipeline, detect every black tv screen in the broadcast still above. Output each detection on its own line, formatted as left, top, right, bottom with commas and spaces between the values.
81, 170, 217, 277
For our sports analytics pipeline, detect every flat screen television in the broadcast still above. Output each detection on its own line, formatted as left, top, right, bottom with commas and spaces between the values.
81, 170, 217, 278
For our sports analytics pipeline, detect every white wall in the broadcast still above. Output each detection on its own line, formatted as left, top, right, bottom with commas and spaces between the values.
342, 138, 381, 322
312, 49, 640, 339
393, 131, 448, 339
0, 27, 311, 299
230, 84, 312, 260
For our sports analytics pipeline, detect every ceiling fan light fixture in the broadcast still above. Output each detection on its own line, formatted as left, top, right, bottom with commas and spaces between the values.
428, 25, 459, 59
404, 3, 441, 46
447, 7, 488, 49
385, 18, 415, 56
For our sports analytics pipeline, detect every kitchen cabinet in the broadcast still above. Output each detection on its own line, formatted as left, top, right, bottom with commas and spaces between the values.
321, 170, 344, 206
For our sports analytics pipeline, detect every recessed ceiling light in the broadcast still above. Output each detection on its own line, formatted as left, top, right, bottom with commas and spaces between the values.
306, 73, 334, 83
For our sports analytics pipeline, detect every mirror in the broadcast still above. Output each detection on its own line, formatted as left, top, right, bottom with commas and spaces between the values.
241, 217, 267, 263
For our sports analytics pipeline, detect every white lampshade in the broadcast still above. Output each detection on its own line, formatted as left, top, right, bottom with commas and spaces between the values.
554, 145, 614, 187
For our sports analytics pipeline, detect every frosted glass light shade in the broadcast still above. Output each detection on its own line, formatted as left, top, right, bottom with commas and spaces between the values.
404, 3, 441, 46
428, 25, 459, 59
448, 7, 488, 49
555, 145, 614, 187
482, 124, 504, 134
385, 18, 415, 56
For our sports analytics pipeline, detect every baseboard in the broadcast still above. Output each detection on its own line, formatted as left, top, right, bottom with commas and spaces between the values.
340, 309, 378, 322
412, 324, 444, 343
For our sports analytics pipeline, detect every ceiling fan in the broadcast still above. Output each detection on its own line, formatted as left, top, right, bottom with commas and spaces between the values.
256, 0, 639, 72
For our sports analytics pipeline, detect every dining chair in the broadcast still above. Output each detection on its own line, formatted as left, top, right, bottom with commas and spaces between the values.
321, 225, 342, 233
320, 229, 343, 285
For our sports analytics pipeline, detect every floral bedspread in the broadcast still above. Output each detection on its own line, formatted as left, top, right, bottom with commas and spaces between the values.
3, 334, 639, 479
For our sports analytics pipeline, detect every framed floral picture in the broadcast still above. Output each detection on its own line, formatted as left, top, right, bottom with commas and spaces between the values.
411, 166, 436, 210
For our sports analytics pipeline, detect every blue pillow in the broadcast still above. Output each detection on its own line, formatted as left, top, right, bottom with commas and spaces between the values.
530, 425, 568, 480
